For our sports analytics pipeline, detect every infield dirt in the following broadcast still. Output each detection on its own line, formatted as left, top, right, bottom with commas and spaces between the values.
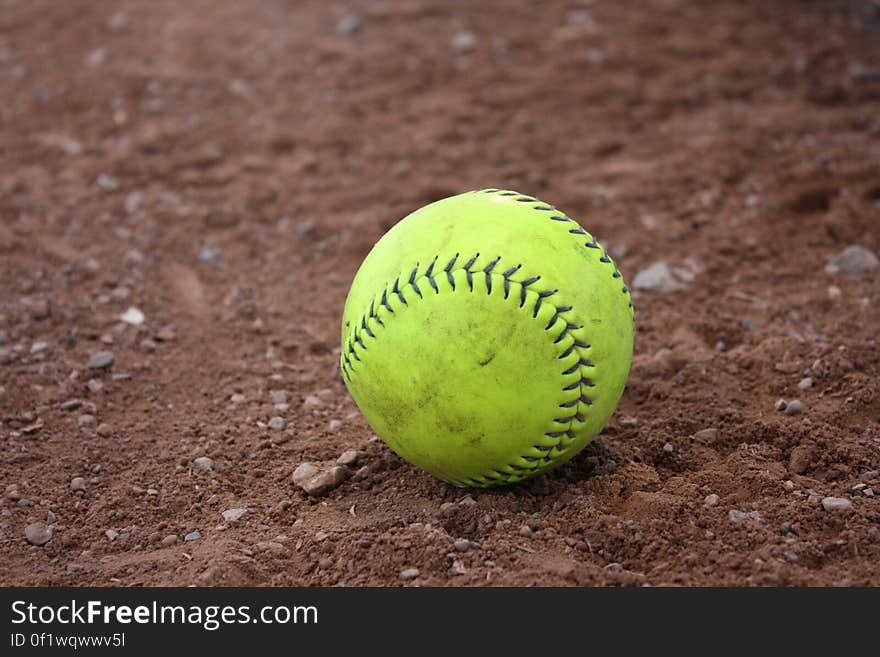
1, 0, 879, 586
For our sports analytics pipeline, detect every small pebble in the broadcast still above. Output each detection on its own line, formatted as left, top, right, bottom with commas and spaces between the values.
105, 529, 118, 541
230, 393, 245, 404
119, 307, 145, 325
451, 30, 477, 52
78, 414, 95, 426
60, 398, 83, 411
704, 493, 720, 507
783, 480, 795, 491
193, 456, 214, 472
221, 508, 249, 522
269, 390, 288, 404
797, 377, 813, 390
336, 14, 362, 35
821, 496, 852, 512
825, 245, 879, 275
268, 416, 285, 431
400, 568, 420, 581
519, 525, 534, 538
328, 419, 343, 431
662, 442, 674, 453
70, 477, 86, 492
25, 522, 53, 546
454, 538, 471, 552
785, 400, 805, 416
160, 534, 179, 547
775, 399, 787, 411
184, 531, 201, 542
863, 470, 879, 480
96, 423, 112, 437
729, 509, 762, 523
337, 450, 360, 467
87, 351, 115, 369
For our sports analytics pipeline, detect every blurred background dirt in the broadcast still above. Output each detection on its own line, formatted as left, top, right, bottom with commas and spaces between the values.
1, 0, 879, 586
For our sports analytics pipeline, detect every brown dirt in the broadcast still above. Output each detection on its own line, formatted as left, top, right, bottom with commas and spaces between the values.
2, 0, 879, 587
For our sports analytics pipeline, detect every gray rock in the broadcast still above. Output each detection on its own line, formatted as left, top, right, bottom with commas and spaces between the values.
269, 390, 288, 404
729, 509, 762, 523
400, 567, 420, 580
336, 14, 362, 35
60, 398, 83, 411
337, 450, 361, 467
292, 464, 349, 496
78, 414, 95, 426
704, 494, 720, 507
825, 245, 878, 275
221, 508, 250, 523
70, 477, 86, 492
87, 351, 115, 369
96, 173, 119, 191
519, 525, 534, 538
328, 419, 343, 431
25, 522, 53, 546
863, 470, 879, 480
821, 496, 852, 512
785, 399, 805, 416
268, 416, 285, 431
632, 261, 687, 293
193, 456, 214, 472
160, 534, 179, 547
454, 538, 471, 552
105, 529, 118, 541
662, 442, 674, 453
775, 398, 787, 411
451, 31, 477, 52
96, 423, 112, 437
797, 377, 814, 390
30, 341, 49, 354
184, 531, 201, 542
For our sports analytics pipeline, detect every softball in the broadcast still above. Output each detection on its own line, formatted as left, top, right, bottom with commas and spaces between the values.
340, 189, 633, 487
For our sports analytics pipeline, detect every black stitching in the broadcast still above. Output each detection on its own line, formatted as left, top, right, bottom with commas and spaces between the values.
392, 278, 406, 304
409, 267, 422, 298
463, 254, 479, 270
484, 257, 500, 274
380, 289, 393, 313
550, 215, 570, 222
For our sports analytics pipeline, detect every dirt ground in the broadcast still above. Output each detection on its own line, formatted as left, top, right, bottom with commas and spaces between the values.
1, 0, 879, 587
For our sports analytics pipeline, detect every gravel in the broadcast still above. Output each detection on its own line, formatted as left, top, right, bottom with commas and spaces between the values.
25, 522, 53, 546
337, 14, 362, 35
728, 509, 762, 523
785, 399, 805, 416
119, 306, 145, 325
821, 496, 852, 512
292, 463, 349, 496
193, 456, 214, 472
632, 261, 689, 292
87, 351, 115, 369
400, 567, 420, 580
337, 450, 361, 467
451, 31, 477, 52
825, 245, 879, 275
221, 508, 250, 523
